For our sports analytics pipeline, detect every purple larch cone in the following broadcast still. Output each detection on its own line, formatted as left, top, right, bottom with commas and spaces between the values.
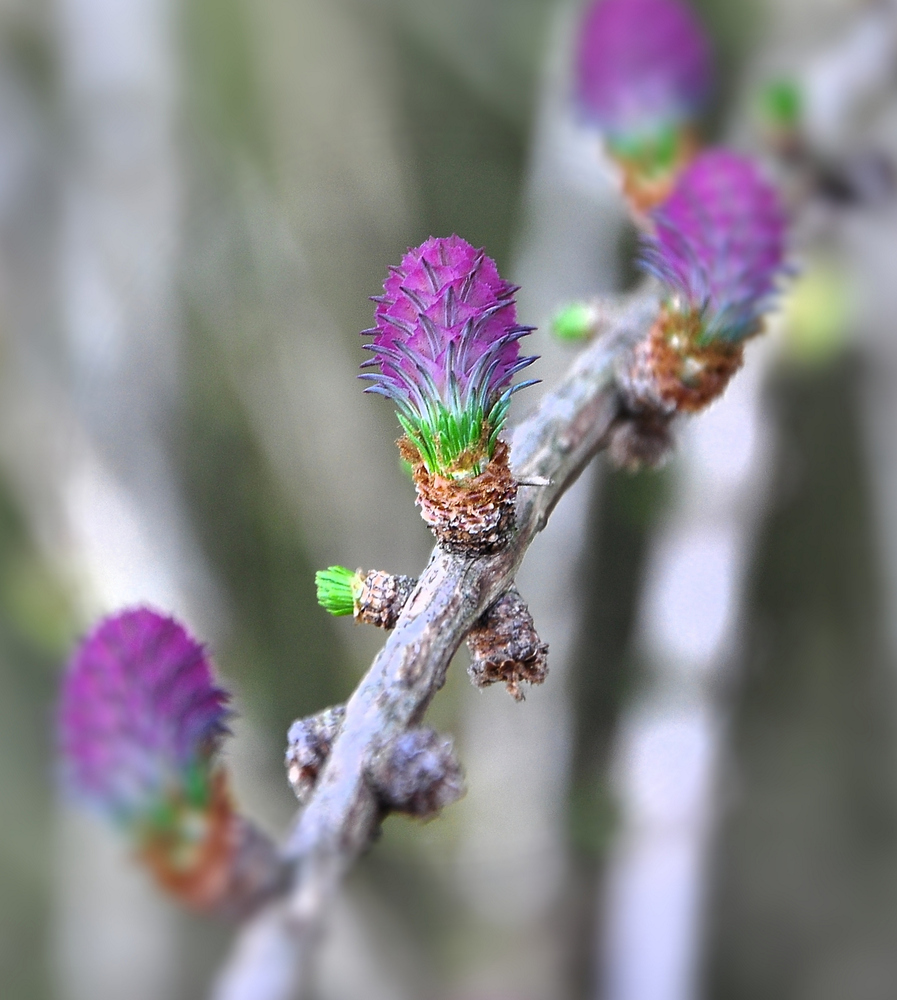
576, 0, 713, 141
59, 608, 230, 824
361, 235, 537, 476
640, 149, 788, 340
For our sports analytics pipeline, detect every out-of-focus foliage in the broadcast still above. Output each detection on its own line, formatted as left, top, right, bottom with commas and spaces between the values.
781, 261, 852, 366
0, 0, 895, 998
0, 474, 76, 999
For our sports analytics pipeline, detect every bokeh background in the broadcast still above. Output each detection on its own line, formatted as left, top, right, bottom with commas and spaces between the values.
0, 0, 896, 997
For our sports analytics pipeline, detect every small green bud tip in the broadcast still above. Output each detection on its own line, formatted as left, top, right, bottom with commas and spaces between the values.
553, 303, 597, 342
760, 79, 802, 130
607, 124, 681, 176
315, 566, 363, 617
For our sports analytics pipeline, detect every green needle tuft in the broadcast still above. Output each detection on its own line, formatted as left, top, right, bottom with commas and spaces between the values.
553, 302, 597, 343
759, 78, 802, 130
316, 566, 363, 616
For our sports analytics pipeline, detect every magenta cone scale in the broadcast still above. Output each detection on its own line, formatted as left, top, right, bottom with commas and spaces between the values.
361, 235, 538, 476
640, 149, 788, 341
59, 608, 230, 824
576, 0, 712, 142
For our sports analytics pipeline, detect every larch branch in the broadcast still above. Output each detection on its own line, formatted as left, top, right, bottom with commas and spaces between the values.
213, 288, 657, 1000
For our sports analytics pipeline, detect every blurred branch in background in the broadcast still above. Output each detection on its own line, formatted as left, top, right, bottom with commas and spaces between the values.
51, 0, 229, 992
0, 0, 895, 998
0, 0, 224, 995
597, 5, 897, 1000
704, 6, 897, 999
449, 6, 626, 999
597, 337, 778, 1000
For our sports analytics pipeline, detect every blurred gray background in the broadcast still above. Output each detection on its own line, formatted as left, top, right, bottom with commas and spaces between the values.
0, 0, 896, 998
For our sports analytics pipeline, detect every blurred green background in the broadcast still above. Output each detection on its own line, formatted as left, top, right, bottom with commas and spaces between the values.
0, 0, 896, 998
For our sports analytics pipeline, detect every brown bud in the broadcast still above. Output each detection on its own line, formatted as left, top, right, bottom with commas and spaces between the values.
216, 816, 288, 919
285, 704, 346, 804
607, 410, 675, 472
355, 570, 417, 629
368, 728, 465, 818
466, 587, 549, 701
618, 308, 745, 416
139, 771, 285, 919
400, 439, 517, 555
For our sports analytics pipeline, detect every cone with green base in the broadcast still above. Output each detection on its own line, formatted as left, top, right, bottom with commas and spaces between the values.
58, 608, 283, 917
612, 150, 788, 469
575, 0, 713, 214
361, 236, 539, 555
